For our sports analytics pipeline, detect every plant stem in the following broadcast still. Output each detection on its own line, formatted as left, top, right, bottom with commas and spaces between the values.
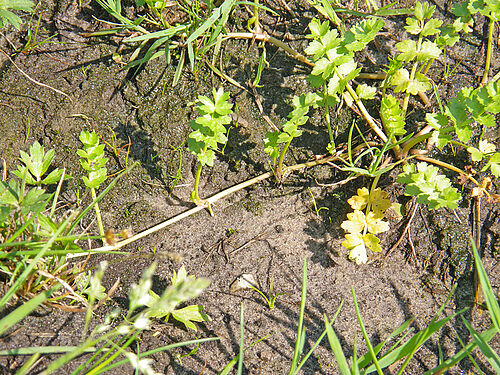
402, 62, 418, 117
481, 17, 494, 85
344, 82, 389, 143
414, 155, 481, 187
91, 188, 105, 239
323, 83, 334, 145
276, 139, 293, 181
192, 161, 203, 203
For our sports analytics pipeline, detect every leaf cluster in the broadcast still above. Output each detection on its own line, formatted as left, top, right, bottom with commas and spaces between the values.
427, 81, 500, 177
146, 266, 211, 331
455, 0, 500, 21
13, 141, 64, 186
0, 0, 33, 30
188, 87, 233, 167
264, 92, 319, 160
341, 187, 392, 264
305, 17, 383, 100
397, 162, 461, 209
387, 1, 464, 96
77, 131, 109, 189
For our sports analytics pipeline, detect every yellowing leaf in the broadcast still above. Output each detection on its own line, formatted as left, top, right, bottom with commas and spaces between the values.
342, 233, 368, 264
370, 189, 391, 213
341, 210, 366, 233
479, 140, 496, 154
347, 187, 370, 210
363, 233, 382, 253
366, 211, 390, 234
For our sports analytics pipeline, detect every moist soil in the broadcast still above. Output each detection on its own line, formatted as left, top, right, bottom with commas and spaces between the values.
0, 0, 500, 374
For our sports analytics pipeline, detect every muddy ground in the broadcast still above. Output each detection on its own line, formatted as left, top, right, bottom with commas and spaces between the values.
0, 0, 500, 374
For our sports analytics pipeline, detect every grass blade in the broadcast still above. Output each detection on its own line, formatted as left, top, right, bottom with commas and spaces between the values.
352, 288, 384, 374
324, 303, 350, 375
0, 287, 58, 336
472, 240, 500, 331
295, 300, 344, 373
461, 316, 500, 372
238, 302, 244, 375
186, 0, 236, 45
288, 258, 307, 375
0, 213, 74, 309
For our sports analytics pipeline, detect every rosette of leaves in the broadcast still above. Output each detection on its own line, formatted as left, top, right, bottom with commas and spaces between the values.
146, 266, 211, 331
188, 87, 233, 212
397, 162, 461, 209
264, 92, 319, 180
341, 187, 393, 264
77, 130, 109, 237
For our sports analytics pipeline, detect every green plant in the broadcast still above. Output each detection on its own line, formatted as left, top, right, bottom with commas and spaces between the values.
322, 284, 467, 374
188, 87, 233, 214
93, 0, 237, 85
1, 261, 217, 374
304, 16, 385, 150
146, 266, 211, 330
0, 141, 132, 311
246, 278, 287, 309
13, 140, 64, 186
264, 92, 319, 180
0, 0, 33, 30
453, 0, 500, 84
77, 130, 109, 238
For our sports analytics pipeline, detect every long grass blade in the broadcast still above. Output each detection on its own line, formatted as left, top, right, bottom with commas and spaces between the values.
0, 213, 74, 309
0, 287, 58, 335
472, 241, 500, 331
460, 316, 500, 372
352, 289, 384, 374
289, 259, 307, 375
295, 300, 344, 373
324, 305, 350, 375
186, 0, 236, 45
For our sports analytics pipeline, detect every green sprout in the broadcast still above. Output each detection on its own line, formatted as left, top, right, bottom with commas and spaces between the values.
77, 130, 109, 238
264, 92, 319, 180
146, 266, 211, 331
188, 87, 233, 215
13, 141, 65, 186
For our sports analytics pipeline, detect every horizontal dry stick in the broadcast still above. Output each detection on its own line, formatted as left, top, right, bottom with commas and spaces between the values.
83, 153, 345, 255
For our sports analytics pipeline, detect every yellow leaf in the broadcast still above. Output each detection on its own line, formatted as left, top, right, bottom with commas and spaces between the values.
348, 187, 370, 210
366, 211, 390, 234
370, 188, 391, 213
342, 232, 363, 249
363, 233, 382, 252
341, 210, 366, 233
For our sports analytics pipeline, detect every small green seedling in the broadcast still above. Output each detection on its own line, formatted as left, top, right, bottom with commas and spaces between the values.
13, 141, 65, 186
146, 266, 211, 331
77, 130, 109, 238
247, 278, 287, 310
264, 93, 319, 180
188, 87, 233, 215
